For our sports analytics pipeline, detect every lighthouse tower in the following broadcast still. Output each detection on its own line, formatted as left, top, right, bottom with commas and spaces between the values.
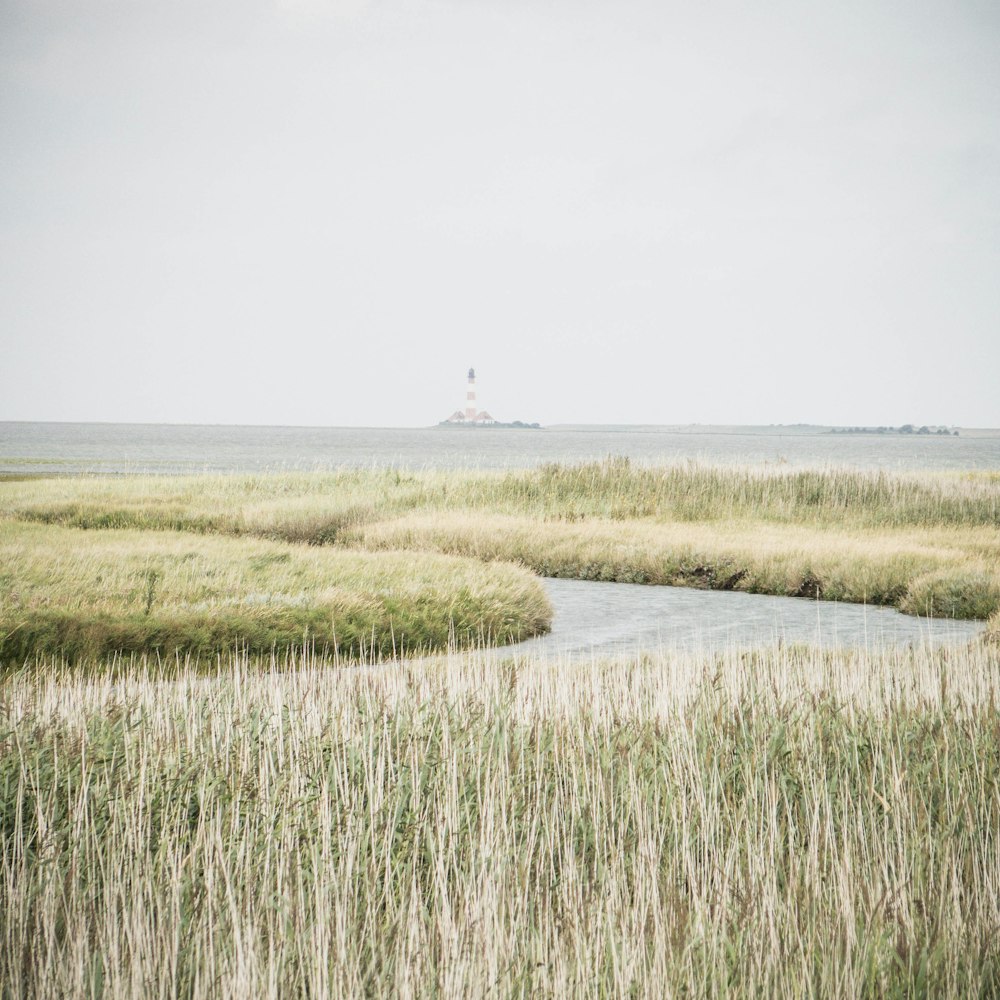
465, 368, 477, 421
441, 367, 496, 424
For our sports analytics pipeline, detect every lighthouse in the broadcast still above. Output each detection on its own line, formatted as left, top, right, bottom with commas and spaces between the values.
438, 367, 539, 428
441, 367, 495, 424
465, 368, 477, 421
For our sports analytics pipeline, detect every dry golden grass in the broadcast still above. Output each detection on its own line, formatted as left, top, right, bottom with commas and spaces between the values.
0, 470, 429, 543
352, 511, 1000, 618
3, 463, 999, 995
4, 462, 999, 534
3, 642, 1000, 997
1, 461, 997, 664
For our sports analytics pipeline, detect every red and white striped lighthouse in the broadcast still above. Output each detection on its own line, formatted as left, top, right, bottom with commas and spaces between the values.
442, 367, 495, 424
465, 368, 477, 421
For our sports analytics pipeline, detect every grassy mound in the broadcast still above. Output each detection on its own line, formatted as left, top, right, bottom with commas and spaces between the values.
0, 522, 551, 664
1, 469, 429, 543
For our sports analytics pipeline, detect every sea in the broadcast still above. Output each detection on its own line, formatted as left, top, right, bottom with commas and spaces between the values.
1, 421, 998, 475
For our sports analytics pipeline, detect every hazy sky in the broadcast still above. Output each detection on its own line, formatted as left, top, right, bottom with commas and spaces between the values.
2, 0, 998, 427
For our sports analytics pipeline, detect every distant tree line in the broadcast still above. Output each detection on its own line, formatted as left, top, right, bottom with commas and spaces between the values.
830, 425, 959, 436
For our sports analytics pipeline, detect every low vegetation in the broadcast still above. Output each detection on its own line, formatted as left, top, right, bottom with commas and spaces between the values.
352, 512, 1000, 619
986, 610, 1000, 643
3, 642, 1000, 997
462, 460, 1000, 529
5, 461, 999, 534
3, 462, 997, 994
2, 462, 997, 640
0, 521, 551, 664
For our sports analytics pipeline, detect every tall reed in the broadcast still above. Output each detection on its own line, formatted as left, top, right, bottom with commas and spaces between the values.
3, 642, 1000, 997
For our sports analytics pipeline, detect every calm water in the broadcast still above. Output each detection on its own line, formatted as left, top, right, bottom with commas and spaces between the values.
507, 578, 985, 659
1, 421, 998, 473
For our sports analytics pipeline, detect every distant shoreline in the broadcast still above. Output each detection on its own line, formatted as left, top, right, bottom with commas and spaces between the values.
2, 420, 999, 435
436, 421, 542, 430
830, 425, 959, 437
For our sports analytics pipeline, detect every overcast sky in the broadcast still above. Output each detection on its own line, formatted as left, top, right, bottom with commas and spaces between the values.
2, 0, 998, 428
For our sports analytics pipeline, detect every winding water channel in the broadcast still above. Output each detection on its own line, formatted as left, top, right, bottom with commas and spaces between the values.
505, 578, 985, 660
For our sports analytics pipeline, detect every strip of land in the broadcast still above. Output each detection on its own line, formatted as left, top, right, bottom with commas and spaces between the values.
0, 521, 550, 664
1, 461, 997, 662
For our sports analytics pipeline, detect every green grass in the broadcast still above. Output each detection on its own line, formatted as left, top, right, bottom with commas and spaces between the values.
0, 521, 551, 664
3, 642, 1000, 997
1, 461, 998, 663
0, 469, 426, 543
4, 462, 999, 538
465, 459, 1000, 528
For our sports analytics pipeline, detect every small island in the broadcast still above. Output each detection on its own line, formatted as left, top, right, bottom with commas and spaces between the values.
830, 424, 959, 436
438, 419, 542, 429
438, 367, 542, 428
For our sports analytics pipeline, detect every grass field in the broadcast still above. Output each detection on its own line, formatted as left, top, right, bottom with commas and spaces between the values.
0, 521, 551, 664
3, 642, 999, 997
2, 461, 999, 996
5, 462, 999, 536
2, 462, 998, 663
